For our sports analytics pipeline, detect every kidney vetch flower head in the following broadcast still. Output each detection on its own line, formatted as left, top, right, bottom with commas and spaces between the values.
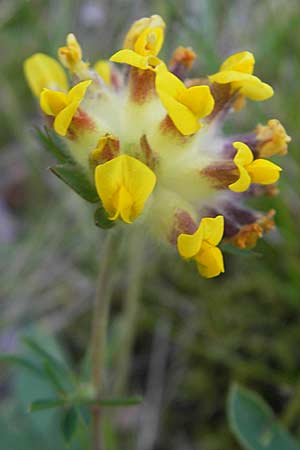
24, 15, 290, 278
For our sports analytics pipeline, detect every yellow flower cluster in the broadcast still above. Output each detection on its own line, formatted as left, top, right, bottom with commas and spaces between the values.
24, 15, 289, 278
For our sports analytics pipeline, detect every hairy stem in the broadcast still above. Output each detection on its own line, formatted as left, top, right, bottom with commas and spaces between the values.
114, 230, 145, 395
91, 230, 117, 450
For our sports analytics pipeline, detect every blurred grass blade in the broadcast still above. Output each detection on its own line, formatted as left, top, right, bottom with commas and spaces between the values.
61, 408, 78, 444
228, 384, 300, 450
50, 164, 99, 203
0, 353, 42, 376
29, 398, 65, 412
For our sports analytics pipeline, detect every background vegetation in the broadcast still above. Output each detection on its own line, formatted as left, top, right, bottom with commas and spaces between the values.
1, 0, 300, 449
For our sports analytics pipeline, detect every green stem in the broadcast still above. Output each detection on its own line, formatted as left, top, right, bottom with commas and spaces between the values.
113, 231, 145, 395
91, 230, 117, 450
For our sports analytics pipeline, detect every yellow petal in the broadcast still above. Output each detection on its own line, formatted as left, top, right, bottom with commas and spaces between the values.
233, 141, 254, 166
229, 167, 251, 192
156, 71, 213, 135
220, 51, 255, 74
178, 85, 214, 118
24, 53, 68, 97
110, 49, 150, 70
247, 159, 282, 184
209, 70, 254, 84
177, 223, 204, 259
201, 215, 224, 246
134, 27, 164, 56
156, 69, 185, 99
40, 89, 68, 116
110, 185, 133, 223
232, 77, 274, 101
229, 142, 253, 192
195, 243, 224, 278
95, 155, 156, 223
67, 80, 92, 103
53, 100, 80, 136
158, 90, 201, 135
94, 60, 111, 84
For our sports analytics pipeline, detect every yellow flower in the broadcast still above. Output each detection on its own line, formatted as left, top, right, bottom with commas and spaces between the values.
155, 70, 215, 135
58, 33, 83, 71
24, 53, 68, 97
177, 216, 224, 278
123, 15, 165, 49
209, 51, 273, 101
229, 142, 282, 192
40, 80, 91, 136
94, 60, 111, 85
110, 15, 165, 71
95, 155, 156, 223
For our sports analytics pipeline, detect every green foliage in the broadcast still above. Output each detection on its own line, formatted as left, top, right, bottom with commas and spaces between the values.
50, 165, 99, 203
228, 384, 300, 450
61, 408, 78, 444
36, 127, 72, 164
36, 127, 99, 203
0, 353, 42, 376
36, 129, 118, 229
0, 328, 83, 450
0, 328, 142, 447
29, 398, 66, 412
94, 205, 116, 229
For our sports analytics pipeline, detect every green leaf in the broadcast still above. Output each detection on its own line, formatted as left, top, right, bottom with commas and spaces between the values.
36, 127, 71, 164
0, 353, 42, 376
22, 337, 69, 376
228, 384, 300, 450
94, 205, 115, 229
42, 359, 66, 393
50, 164, 99, 203
29, 398, 66, 412
61, 408, 78, 444
90, 396, 143, 407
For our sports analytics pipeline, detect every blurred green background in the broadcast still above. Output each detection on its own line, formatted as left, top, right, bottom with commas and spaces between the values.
1, 0, 300, 449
